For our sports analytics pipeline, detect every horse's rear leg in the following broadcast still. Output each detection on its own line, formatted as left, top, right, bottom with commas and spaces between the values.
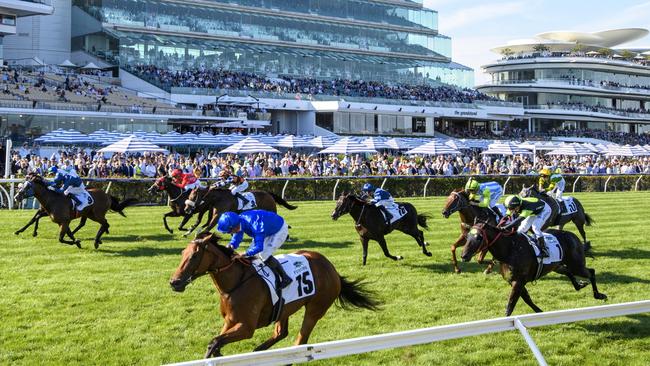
294, 302, 331, 345
59, 223, 81, 248
204, 322, 255, 358
520, 287, 543, 313
554, 265, 588, 290
582, 267, 607, 300
408, 229, 432, 257
94, 218, 110, 249
253, 317, 289, 351
71, 216, 87, 235
574, 218, 590, 250
377, 236, 401, 262
451, 233, 465, 274
360, 236, 369, 265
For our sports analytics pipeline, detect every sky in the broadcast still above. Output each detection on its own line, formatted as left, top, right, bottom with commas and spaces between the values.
423, 0, 650, 85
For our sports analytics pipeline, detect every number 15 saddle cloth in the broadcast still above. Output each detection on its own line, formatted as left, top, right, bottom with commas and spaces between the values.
252, 253, 316, 305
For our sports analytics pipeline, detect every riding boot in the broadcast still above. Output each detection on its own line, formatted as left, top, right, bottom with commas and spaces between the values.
536, 236, 549, 258
235, 192, 249, 208
380, 206, 392, 225
490, 206, 502, 220
265, 256, 293, 289
67, 193, 82, 210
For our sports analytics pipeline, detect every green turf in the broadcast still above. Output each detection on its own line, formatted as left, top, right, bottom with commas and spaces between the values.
1, 192, 649, 365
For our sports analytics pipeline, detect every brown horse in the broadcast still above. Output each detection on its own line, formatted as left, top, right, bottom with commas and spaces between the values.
170, 233, 380, 358
441, 189, 500, 274
14, 207, 48, 237
14, 173, 137, 248
146, 176, 209, 234
331, 193, 431, 265
462, 222, 606, 316
185, 186, 297, 234
520, 185, 593, 250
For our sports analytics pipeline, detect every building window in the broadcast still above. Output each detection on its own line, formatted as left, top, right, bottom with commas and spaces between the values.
316, 112, 333, 131
412, 117, 426, 133
1, 15, 15, 26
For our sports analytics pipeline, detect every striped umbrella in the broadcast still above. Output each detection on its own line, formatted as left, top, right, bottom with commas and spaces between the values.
154, 131, 188, 146
273, 135, 314, 148
43, 129, 90, 145
605, 145, 650, 157
405, 140, 461, 155
385, 138, 415, 150
35, 128, 65, 143
462, 139, 491, 149
481, 142, 532, 156
546, 144, 596, 156
317, 137, 377, 154
219, 137, 280, 154
362, 137, 391, 150
97, 135, 168, 154
309, 136, 338, 149
444, 139, 470, 150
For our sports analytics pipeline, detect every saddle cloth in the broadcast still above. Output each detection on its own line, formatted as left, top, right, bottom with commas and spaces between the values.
237, 192, 257, 210
494, 203, 506, 217
525, 233, 564, 265
559, 197, 578, 215
72, 191, 93, 211
253, 253, 316, 305
379, 203, 408, 225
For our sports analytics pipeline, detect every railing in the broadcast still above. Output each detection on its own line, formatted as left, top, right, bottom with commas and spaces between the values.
482, 78, 650, 95
525, 104, 650, 119
492, 56, 650, 69
164, 300, 650, 366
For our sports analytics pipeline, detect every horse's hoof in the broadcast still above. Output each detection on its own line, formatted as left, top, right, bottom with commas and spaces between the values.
14, 231, 19, 236
577, 280, 589, 290
424, 252, 432, 257
454, 268, 462, 274
396, 256, 403, 261
32, 233, 38, 237
94, 241, 101, 249
595, 293, 608, 300
424, 241, 430, 246
75, 241, 82, 249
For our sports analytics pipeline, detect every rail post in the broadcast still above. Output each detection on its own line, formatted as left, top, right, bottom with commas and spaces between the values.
332, 179, 340, 201
635, 175, 643, 191
604, 176, 612, 192
572, 175, 581, 193
0, 184, 7, 208
281, 180, 289, 199
503, 176, 511, 194
423, 178, 431, 198
9, 175, 15, 210
380, 178, 387, 189
105, 181, 112, 194
514, 318, 548, 366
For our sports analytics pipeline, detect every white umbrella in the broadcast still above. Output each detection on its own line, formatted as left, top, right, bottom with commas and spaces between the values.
273, 135, 313, 149
219, 137, 280, 154
362, 137, 391, 150
545, 145, 595, 156
585, 51, 600, 56
42, 129, 90, 145
405, 140, 461, 155
309, 136, 337, 149
605, 145, 650, 157
58, 60, 77, 68
444, 139, 470, 150
98, 135, 168, 154
612, 54, 623, 59
81, 62, 102, 70
481, 142, 532, 156
385, 138, 415, 150
317, 137, 377, 154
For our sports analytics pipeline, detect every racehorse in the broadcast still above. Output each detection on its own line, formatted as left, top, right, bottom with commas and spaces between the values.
185, 186, 298, 235
147, 176, 206, 234
441, 189, 500, 274
519, 185, 593, 250
15, 173, 137, 248
331, 193, 432, 265
170, 233, 380, 358
14, 207, 48, 237
461, 222, 607, 316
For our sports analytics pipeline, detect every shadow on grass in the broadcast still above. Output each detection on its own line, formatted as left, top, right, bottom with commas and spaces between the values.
545, 271, 650, 285
592, 248, 650, 260
285, 238, 354, 249
98, 246, 181, 257
404, 260, 496, 274
578, 314, 650, 340
101, 234, 174, 242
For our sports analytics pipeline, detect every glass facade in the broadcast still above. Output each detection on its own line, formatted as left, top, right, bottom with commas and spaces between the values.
72, 0, 474, 88
317, 111, 434, 135
492, 68, 650, 88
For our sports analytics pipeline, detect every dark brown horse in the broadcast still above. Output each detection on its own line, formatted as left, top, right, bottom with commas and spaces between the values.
330, 193, 431, 265
442, 189, 500, 274
170, 233, 380, 358
14, 173, 137, 248
147, 176, 208, 234
14, 207, 48, 237
461, 222, 607, 316
520, 185, 593, 249
185, 186, 297, 234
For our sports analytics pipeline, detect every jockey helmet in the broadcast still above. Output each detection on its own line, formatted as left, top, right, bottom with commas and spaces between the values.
171, 169, 183, 178
48, 166, 58, 174
362, 183, 375, 192
217, 212, 240, 233
505, 195, 522, 210
219, 169, 231, 179
465, 178, 479, 192
539, 168, 551, 177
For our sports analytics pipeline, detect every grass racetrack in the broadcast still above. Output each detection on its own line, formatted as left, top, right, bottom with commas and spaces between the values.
1, 192, 649, 365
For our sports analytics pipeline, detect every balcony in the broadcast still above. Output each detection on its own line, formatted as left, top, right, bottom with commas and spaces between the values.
479, 78, 650, 98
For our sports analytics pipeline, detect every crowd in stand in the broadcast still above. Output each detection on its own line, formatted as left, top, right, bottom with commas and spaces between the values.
130, 64, 497, 104
8, 145, 650, 180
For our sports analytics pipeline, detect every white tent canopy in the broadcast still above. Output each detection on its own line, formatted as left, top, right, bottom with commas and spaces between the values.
405, 140, 461, 155
81, 62, 102, 70
58, 59, 77, 68
546, 144, 596, 156
219, 137, 280, 154
481, 142, 532, 156
317, 137, 377, 154
98, 135, 168, 154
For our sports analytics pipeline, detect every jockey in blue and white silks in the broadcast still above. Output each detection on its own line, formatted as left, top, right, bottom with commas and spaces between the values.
362, 183, 397, 224
48, 166, 86, 210
465, 177, 504, 218
217, 210, 292, 288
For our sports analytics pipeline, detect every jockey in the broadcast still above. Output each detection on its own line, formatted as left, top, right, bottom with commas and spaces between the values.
538, 167, 566, 201
498, 195, 552, 258
361, 183, 396, 225
217, 210, 292, 289
47, 165, 84, 210
214, 169, 250, 207
464, 177, 504, 218
170, 168, 200, 191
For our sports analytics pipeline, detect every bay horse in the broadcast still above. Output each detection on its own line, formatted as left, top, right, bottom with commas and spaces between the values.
461, 222, 607, 316
520, 185, 593, 250
330, 193, 431, 265
441, 189, 500, 274
14, 207, 48, 237
169, 233, 380, 358
15, 173, 137, 248
185, 186, 297, 235
146, 176, 207, 234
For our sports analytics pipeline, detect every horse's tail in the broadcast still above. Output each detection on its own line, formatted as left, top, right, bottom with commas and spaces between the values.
268, 192, 298, 210
337, 276, 382, 311
110, 196, 138, 217
584, 212, 594, 226
417, 214, 430, 230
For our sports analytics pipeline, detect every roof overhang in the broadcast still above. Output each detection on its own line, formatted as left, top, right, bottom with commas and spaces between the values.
0, 0, 53, 17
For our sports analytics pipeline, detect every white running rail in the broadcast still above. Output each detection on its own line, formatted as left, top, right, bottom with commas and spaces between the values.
165, 300, 650, 366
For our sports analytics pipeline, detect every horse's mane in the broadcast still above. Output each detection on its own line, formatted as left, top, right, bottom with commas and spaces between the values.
26, 173, 46, 185
194, 232, 234, 257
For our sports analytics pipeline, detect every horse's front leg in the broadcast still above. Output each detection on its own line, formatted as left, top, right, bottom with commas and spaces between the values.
205, 322, 255, 359
451, 233, 466, 274
58, 223, 81, 248
15, 210, 44, 236
32, 210, 47, 237
177, 213, 192, 231
360, 236, 370, 265
376, 236, 401, 262
505, 280, 524, 316
163, 211, 176, 234
71, 216, 87, 235
184, 209, 206, 237
477, 249, 495, 274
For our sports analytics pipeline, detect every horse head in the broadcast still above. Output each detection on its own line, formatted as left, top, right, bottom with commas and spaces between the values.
461, 221, 503, 262
184, 187, 204, 215
519, 184, 536, 198
331, 192, 357, 220
148, 176, 169, 194
170, 232, 232, 292
442, 189, 469, 218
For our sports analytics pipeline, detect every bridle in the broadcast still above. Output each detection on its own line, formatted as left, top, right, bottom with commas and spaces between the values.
157, 178, 184, 202
472, 224, 515, 255
446, 191, 470, 214
185, 187, 206, 211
